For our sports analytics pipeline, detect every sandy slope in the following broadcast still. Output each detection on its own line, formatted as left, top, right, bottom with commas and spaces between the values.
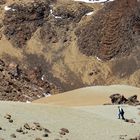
0, 85, 140, 139
0, 102, 140, 140
34, 85, 140, 106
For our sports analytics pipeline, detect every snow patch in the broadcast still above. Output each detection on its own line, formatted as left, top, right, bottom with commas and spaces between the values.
96, 56, 102, 61
74, 0, 114, 4
4, 6, 16, 11
26, 100, 31, 103
86, 11, 94, 16
54, 16, 62, 19
50, 6, 62, 19
43, 93, 51, 97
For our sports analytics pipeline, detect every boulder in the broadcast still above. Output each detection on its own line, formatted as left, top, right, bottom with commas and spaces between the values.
109, 94, 127, 104
109, 94, 140, 106
4, 114, 11, 120
24, 123, 30, 130
60, 128, 69, 133
10, 134, 16, 138
16, 127, 23, 133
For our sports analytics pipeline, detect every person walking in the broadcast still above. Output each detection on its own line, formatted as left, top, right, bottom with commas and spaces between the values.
118, 106, 125, 120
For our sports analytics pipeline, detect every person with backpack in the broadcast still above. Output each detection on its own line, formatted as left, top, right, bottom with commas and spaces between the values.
118, 106, 125, 120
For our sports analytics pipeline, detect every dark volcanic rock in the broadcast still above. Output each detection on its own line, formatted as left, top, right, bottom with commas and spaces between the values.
16, 127, 23, 133
60, 128, 69, 133
109, 94, 140, 106
10, 133, 16, 138
59, 131, 66, 135
3, 1, 50, 48
43, 133, 49, 137
24, 123, 30, 130
75, 0, 140, 60
126, 95, 140, 105
9, 119, 13, 123
44, 128, 51, 133
4, 114, 11, 120
110, 94, 127, 104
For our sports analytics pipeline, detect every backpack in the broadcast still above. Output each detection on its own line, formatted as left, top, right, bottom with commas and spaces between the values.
121, 108, 124, 114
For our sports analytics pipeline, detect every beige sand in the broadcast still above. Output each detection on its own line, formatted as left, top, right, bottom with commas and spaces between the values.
34, 85, 140, 106
0, 101, 140, 140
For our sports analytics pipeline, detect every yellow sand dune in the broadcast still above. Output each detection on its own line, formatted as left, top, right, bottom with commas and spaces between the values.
33, 85, 140, 106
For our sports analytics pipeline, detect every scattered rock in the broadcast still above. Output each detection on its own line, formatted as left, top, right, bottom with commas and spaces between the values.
16, 127, 23, 133
10, 134, 16, 138
43, 133, 49, 137
59, 131, 66, 135
33, 122, 43, 131
22, 131, 28, 134
120, 134, 127, 140
4, 114, 11, 120
9, 119, 13, 123
35, 138, 42, 140
24, 123, 30, 130
31, 125, 36, 131
44, 128, 51, 133
33, 122, 41, 128
129, 134, 140, 140
37, 127, 43, 131
60, 128, 69, 133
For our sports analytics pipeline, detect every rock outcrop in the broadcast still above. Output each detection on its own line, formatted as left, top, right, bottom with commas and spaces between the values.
110, 94, 140, 105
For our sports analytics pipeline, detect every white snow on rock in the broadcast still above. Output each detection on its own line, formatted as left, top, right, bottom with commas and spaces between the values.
4, 6, 11, 11
74, 0, 114, 4
86, 11, 94, 16
96, 56, 102, 61
50, 6, 62, 19
43, 93, 51, 97
26, 100, 31, 103
4, 6, 16, 11
54, 16, 62, 19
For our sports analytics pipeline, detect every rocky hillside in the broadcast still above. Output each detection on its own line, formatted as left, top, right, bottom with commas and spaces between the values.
0, 0, 140, 97
0, 59, 57, 102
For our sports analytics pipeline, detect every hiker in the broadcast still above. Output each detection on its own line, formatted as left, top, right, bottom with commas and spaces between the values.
118, 106, 125, 120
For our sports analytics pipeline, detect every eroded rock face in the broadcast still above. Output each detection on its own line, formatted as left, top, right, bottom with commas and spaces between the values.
3, 0, 50, 48
75, 0, 140, 60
